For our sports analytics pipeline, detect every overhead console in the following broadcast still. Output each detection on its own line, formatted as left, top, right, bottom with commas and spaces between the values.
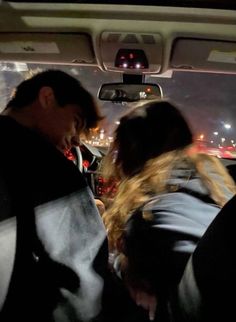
100, 31, 162, 74
171, 38, 236, 73
0, 33, 95, 65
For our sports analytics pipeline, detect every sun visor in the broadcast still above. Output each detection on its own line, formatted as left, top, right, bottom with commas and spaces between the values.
0, 33, 95, 65
171, 38, 236, 73
99, 31, 162, 74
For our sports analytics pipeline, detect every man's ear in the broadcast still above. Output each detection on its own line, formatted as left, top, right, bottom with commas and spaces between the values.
38, 86, 55, 109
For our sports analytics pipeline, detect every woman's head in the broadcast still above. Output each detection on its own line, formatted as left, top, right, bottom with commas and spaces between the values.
112, 100, 193, 177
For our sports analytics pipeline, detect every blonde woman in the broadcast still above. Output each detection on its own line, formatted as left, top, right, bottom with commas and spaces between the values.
102, 100, 235, 322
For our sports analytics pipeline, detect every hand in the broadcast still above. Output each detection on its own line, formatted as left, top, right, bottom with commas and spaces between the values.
128, 286, 157, 321
95, 199, 105, 216
117, 253, 157, 320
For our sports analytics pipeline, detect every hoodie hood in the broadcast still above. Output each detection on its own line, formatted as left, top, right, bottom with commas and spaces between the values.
167, 159, 233, 202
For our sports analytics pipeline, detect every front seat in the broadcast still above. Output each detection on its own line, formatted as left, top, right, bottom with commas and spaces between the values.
172, 194, 236, 322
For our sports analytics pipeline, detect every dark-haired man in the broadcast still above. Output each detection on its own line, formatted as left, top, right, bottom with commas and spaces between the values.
0, 70, 109, 322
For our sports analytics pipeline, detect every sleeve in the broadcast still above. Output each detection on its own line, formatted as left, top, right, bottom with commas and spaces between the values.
30, 140, 108, 321
20, 133, 108, 321
34, 186, 107, 322
123, 203, 192, 292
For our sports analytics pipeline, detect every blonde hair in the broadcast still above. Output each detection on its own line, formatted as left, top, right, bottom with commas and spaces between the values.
102, 149, 236, 251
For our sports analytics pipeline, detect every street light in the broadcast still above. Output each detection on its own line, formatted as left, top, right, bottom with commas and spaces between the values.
224, 123, 231, 129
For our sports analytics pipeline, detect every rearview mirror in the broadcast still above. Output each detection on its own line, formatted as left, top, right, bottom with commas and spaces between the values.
98, 83, 162, 102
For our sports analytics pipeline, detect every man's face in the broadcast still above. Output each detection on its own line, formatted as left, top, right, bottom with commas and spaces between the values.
46, 104, 85, 152
37, 87, 86, 153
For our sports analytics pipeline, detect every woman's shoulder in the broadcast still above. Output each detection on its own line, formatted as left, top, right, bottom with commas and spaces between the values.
128, 189, 220, 240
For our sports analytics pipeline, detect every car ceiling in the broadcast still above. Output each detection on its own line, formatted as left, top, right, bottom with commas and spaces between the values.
4, 0, 236, 10
0, 1, 236, 75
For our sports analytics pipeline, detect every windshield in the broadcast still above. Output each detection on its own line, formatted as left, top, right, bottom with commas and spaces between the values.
1, 62, 236, 158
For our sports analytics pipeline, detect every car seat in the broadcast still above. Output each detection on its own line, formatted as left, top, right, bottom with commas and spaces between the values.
172, 194, 236, 322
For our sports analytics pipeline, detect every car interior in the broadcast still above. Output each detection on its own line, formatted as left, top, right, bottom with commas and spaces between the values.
1, 0, 236, 320
1, 0, 236, 195
0, 5, 236, 206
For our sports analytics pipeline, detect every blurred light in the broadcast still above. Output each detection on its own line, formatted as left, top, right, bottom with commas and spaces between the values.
122, 63, 128, 68
135, 63, 141, 69
210, 140, 214, 143
221, 137, 225, 142
83, 160, 90, 169
199, 134, 204, 140
224, 123, 231, 129
213, 132, 218, 136
115, 121, 120, 125
139, 91, 147, 99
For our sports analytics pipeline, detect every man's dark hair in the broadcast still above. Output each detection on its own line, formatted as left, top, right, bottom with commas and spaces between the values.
6, 69, 103, 129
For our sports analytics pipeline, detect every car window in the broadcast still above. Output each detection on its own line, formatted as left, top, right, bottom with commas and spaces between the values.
147, 71, 236, 156
1, 62, 236, 158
